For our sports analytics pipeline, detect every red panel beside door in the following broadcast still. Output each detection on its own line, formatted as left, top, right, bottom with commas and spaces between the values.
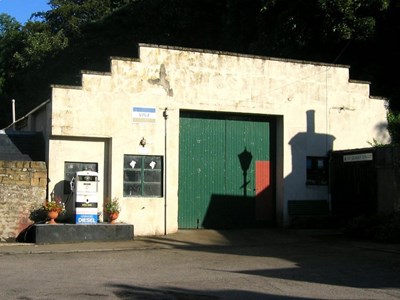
255, 161, 273, 221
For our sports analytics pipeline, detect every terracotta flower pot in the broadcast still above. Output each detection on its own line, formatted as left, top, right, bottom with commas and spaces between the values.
47, 211, 59, 224
108, 212, 119, 224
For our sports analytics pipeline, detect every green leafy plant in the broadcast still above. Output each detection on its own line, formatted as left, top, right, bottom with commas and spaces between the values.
30, 195, 65, 222
43, 195, 65, 214
367, 138, 386, 147
104, 197, 120, 214
387, 111, 400, 145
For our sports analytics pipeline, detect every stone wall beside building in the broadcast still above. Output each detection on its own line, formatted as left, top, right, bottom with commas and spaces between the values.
0, 161, 47, 242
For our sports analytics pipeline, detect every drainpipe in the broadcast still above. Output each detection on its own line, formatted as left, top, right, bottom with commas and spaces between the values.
163, 107, 168, 235
11, 99, 16, 129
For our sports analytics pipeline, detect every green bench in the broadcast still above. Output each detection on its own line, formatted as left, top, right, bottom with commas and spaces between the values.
288, 200, 336, 228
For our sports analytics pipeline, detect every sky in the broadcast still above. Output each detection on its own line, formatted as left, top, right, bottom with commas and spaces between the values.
0, 0, 51, 24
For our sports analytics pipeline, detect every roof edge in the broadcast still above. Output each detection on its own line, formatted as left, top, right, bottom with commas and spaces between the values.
138, 43, 351, 69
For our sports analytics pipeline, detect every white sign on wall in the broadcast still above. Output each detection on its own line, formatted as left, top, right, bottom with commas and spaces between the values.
132, 107, 156, 123
343, 153, 373, 162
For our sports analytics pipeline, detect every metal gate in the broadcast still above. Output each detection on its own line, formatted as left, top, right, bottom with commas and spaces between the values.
178, 111, 275, 229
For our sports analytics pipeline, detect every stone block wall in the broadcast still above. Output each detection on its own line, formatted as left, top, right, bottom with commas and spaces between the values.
0, 161, 47, 242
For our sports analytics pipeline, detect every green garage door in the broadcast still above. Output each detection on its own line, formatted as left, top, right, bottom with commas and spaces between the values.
178, 111, 274, 229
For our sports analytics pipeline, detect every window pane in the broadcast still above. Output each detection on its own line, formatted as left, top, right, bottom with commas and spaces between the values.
124, 156, 140, 169
124, 170, 141, 182
144, 156, 162, 170
124, 183, 141, 196
144, 170, 162, 182
143, 183, 162, 197
317, 159, 325, 169
306, 158, 312, 170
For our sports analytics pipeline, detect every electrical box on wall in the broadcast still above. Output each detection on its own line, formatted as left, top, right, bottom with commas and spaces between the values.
71, 170, 99, 224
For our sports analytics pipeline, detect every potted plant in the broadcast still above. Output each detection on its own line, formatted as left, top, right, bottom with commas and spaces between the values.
43, 195, 65, 224
104, 197, 121, 223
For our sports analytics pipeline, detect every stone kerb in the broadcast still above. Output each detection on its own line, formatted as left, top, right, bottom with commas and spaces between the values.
0, 160, 47, 242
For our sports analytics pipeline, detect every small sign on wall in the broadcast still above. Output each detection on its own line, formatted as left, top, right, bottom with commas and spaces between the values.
132, 107, 156, 123
343, 153, 373, 162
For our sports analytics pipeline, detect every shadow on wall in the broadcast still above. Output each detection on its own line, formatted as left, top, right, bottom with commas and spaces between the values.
51, 180, 75, 223
286, 110, 335, 199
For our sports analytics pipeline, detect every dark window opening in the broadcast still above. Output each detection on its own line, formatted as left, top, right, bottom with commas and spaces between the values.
306, 156, 328, 185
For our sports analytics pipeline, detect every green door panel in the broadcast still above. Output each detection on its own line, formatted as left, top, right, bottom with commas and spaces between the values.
178, 115, 225, 228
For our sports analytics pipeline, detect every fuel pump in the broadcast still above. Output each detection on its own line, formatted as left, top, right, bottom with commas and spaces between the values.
71, 170, 99, 224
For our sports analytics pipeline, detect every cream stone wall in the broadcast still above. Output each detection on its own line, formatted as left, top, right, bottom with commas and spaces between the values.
47, 44, 388, 234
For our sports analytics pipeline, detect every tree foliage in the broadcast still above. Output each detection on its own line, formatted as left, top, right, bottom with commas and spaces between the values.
13, 22, 68, 69
0, 14, 23, 94
387, 111, 400, 145
35, 0, 133, 36
317, 0, 389, 41
253, 0, 390, 58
